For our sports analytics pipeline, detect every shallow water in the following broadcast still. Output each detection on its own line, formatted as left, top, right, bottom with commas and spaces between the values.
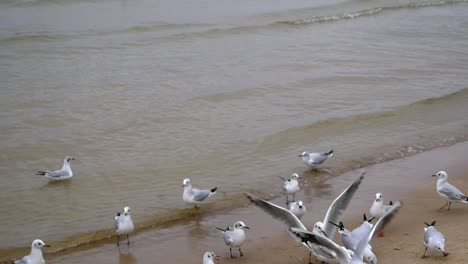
0, 0, 468, 252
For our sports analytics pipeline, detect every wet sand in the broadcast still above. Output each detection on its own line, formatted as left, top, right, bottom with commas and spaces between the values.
8, 141, 468, 263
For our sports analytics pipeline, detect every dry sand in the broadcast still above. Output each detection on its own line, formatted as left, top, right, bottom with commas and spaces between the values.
7, 141, 468, 264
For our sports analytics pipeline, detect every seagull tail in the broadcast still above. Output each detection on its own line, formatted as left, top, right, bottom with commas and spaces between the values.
463, 195, 468, 203
36, 171, 47, 176
210, 187, 218, 193
325, 149, 334, 156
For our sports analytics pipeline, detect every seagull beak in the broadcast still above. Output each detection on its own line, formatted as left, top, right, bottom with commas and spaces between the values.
432, 174, 437, 177
44, 244, 51, 247
244, 226, 250, 229
71, 158, 75, 160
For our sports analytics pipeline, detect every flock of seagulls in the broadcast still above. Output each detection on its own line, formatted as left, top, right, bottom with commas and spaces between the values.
8, 149, 467, 263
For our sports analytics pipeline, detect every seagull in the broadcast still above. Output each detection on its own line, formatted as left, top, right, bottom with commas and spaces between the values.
12, 239, 50, 264
328, 221, 377, 264
350, 214, 375, 242
216, 221, 250, 258
279, 173, 301, 203
369, 193, 393, 237
290, 201, 402, 264
114, 206, 134, 246
182, 178, 217, 208
299, 150, 333, 169
422, 220, 448, 258
288, 200, 306, 219
245, 172, 365, 263
432, 171, 468, 211
36, 156, 74, 180
203, 251, 220, 264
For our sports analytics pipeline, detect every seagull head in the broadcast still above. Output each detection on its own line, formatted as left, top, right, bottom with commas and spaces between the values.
291, 173, 301, 180
32, 239, 50, 249
298, 151, 308, 158
234, 221, 250, 230
365, 251, 377, 264
375, 193, 383, 202
297, 200, 304, 209
64, 156, 75, 163
432, 171, 448, 180
203, 251, 220, 262
123, 206, 131, 215
182, 178, 191, 187
313, 222, 327, 237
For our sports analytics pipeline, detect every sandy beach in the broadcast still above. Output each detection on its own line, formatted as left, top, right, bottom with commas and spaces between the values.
5, 141, 463, 263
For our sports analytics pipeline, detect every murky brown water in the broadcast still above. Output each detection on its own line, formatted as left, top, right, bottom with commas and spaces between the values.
0, 0, 468, 255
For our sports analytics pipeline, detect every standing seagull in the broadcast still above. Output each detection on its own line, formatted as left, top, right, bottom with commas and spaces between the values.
299, 150, 333, 169
36, 156, 75, 180
422, 220, 448, 258
432, 171, 468, 211
12, 239, 50, 264
114, 206, 134, 246
245, 172, 365, 263
288, 200, 307, 219
369, 193, 393, 237
216, 221, 250, 258
290, 201, 402, 264
203, 251, 220, 264
182, 178, 217, 208
279, 173, 301, 203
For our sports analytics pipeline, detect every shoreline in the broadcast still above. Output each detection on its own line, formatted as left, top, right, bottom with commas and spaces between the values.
17, 140, 467, 264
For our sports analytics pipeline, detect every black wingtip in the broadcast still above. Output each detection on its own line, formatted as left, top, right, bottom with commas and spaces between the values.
363, 213, 367, 222
211, 187, 218, 193
36, 171, 46, 176
326, 149, 334, 155
424, 220, 436, 227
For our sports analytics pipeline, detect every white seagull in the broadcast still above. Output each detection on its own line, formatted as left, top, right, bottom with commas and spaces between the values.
369, 193, 393, 237
114, 206, 134, 246
288, 200, 307, 219
182, 178, 217, 208
216, 221, 250, 258
350, 214, 375, 242
279, 173, 301, 203
203, 251, 220, 264
422, 220, 449, 258
432, 171, 468, 211
12, 239, 50, 264
36, 156, 74, 180
299, 150, 334, 169
245, 172, 365, 263
290, 201, 402, 264
329, 221, 377, 264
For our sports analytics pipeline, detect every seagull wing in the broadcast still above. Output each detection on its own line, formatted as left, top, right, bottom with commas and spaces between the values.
289, 227, 351, 264
323, 172, 365, 239
353, 201, 402, 262
244, 193, 306, 230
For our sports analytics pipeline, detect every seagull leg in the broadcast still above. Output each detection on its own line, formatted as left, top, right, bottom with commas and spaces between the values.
239, 248, 244, 257
308, 252, 312, 264
421, 247, 428, 258
440, 202, 449, 210
292, 193, 296, 202
117, 235, 120, 246
127, 234, 130, 246
194, 205, 200, 210
378, 229, 384, 237
447, 201, 452, 211
230, 247, 236, 258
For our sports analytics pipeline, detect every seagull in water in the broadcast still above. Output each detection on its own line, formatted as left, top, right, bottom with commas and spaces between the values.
36, 156, 74, 180
279, 173, 301, 203
203, 251, 220, 264
299, 150, 334, 169
12, 239, 50, 264
114, 206, 134, 246
245, 172, 365, 264
369, 193, 393, 237
290, 201, 402, 264
432, 171, 468, 211
216, 221, 250, 258
422, 220, 448, 258
182, 178, 217, 208
288, 200, 306, 219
